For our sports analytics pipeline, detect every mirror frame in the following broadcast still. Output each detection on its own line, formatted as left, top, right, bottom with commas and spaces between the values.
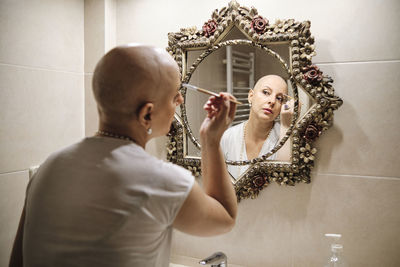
166, 0, 342, 201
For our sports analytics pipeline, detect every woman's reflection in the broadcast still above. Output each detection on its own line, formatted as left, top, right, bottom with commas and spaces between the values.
220, 75, 294, 179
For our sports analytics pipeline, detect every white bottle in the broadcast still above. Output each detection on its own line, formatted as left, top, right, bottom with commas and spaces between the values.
324, 234, 347, 267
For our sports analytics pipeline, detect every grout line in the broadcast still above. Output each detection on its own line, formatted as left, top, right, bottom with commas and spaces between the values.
315, 59, 400, 66
0, 169, 28, 176
311, 172, 400, 181
0, 62, 83, 75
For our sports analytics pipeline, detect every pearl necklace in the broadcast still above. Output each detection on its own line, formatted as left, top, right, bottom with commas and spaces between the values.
239, 122, 247, 163
96, 130, 136, 143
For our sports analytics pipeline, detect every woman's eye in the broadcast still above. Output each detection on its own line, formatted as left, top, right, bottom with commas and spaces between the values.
263, 90, 270, 95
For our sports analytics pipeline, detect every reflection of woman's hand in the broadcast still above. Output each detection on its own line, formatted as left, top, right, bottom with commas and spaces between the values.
280, 99, 295, 129
277, 99, 301, 161
200, 92, 237, 145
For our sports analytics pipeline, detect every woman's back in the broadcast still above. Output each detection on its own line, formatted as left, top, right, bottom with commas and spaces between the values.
23, 136, 194, 267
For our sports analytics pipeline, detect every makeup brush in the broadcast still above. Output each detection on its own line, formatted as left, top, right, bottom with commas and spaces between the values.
182, 83, 243, 105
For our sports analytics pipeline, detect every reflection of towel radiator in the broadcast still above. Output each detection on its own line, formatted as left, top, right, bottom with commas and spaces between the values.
224, 46, 255, 125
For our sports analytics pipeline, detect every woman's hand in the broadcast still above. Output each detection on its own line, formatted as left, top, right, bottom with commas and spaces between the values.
200, 93, 237, 146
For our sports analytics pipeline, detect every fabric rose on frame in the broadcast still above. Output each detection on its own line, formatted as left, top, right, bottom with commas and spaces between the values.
303, 124, 322, 142
202, 19, 218, 37
252, 175, 268, 189
303, 65, 323, 85
251, 16, 268, 34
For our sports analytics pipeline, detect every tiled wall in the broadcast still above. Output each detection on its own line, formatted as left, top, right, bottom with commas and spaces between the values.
84, 0, 116, 137
116, 0, 400, 266
0, 0, 84, 266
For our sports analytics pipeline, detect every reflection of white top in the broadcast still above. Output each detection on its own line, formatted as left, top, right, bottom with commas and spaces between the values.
220, 121, 280, 179
24, 136, 194, 267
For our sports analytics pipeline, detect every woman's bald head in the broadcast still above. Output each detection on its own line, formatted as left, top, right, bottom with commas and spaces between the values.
92, 44, 179, 122
253, 75, 288, 94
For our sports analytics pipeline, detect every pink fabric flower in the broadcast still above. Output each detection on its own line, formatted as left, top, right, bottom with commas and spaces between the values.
303, 65, 323, 85
202, 19, 218, 37
251, 16, 268, 34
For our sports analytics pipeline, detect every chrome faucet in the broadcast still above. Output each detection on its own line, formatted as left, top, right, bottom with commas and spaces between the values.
199, 252, 227, 267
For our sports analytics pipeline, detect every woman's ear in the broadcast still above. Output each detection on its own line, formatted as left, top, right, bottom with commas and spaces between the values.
138, 102, 154, 128
248, 89, 254, 104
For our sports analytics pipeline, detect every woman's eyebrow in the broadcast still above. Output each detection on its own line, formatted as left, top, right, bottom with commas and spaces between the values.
261, 86, 272, 91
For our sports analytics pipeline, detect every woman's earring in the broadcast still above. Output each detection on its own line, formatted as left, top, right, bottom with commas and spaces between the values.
248, 101, 252, 107
147, 128, 152, 135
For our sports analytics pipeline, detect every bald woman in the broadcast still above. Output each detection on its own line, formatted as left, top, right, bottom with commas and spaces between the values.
220, 75, 294, 178
10, 45, 237, 267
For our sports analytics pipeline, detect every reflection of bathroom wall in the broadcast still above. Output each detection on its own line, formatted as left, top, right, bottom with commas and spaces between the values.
0, 0, 84, 264
116, 1, 400, 266
255, 47, 288, 80
186, 48, 227, 156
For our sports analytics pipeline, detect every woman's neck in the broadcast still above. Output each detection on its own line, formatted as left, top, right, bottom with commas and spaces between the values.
246, 115, 274, 142
98, 120, 148, 149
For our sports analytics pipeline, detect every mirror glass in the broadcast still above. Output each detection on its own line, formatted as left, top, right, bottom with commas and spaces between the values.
184, 27, 313, 179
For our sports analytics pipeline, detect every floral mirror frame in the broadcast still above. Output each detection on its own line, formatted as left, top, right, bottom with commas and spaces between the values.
166, 0, 342, 201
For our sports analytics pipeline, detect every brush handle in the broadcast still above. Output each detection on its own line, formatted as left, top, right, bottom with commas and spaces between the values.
183, 83, 243, 105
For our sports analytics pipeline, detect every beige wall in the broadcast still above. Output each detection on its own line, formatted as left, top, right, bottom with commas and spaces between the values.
116, 0, 400, 266
84, 0, 116, 137
0, 0, 84, 266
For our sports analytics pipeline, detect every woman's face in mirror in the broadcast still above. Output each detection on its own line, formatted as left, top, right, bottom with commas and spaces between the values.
248, 75, 288, 122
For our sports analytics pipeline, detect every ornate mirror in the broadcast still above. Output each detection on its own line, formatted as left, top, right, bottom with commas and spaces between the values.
166, 0, 342, 201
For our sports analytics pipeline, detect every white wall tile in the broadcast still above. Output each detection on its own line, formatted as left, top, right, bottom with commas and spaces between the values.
0, 171, 29, 267
314, 61, 400, 178
0, 65, 84, 173
84, 0, 117, 73
84, 0, 106, 73
0, 0, 84, 72
117, 0, 225, 48
104, 0, 117, 53
116, 0, 400, 62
